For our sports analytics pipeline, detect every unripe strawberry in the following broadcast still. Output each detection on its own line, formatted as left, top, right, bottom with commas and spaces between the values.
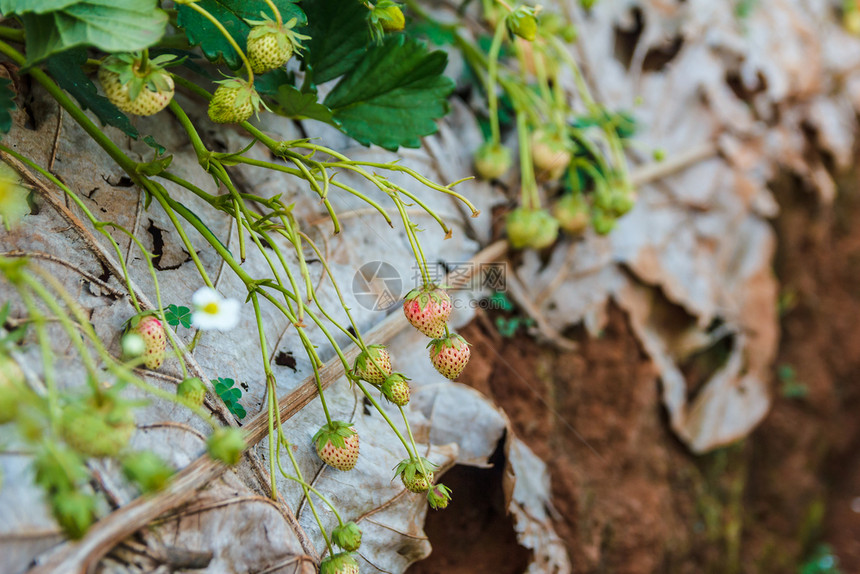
609, 189, 635, 216
552, 193, 589, 235
381, 373, 410, 406
60, 396, 135, 458
248, 27, 293, 73
98, 54, 175, 116
313, 421, 359, 471
428, 334, 471, 380
403, 286, 451, 338
427, 483, 453, 510
371, 1, 406, 32
127, 314, 166, 370
207, 427, 246, 466
177, 377, 206, 406
0, 354, 25, 423
506, 207, 559, 250
122, 451, 173, 492
473, 141, 512, 180
506, 6, 539, 41
320, 552, 360, 574
51, 490, 96, 539
208, 79, 263, 124
352, 345, 392, 385
531, 129, 572, 180
332, 521, 362, 551
394, 458, 436, 493
592, 207, 616, 235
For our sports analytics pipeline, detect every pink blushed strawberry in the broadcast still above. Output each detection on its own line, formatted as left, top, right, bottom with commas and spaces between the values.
313, 421, 359, 471
428, 334, 471, 380
403, 286, 451, 338
126, 314, 166, 370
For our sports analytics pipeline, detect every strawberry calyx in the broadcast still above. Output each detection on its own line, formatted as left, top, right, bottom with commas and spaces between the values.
331, 521, 363, 551
506, 5, 540, 42
247, 14, 310, 53
312, 420, 357, 452
427, 333, 469, 354
427, 483, 453, 509
393, 456, 437, 493
402, 285, 450, 310
368, 0, 406, 42
101, 53, 176, 102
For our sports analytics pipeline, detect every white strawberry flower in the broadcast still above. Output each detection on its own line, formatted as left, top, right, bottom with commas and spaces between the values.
191, 287, 241, 331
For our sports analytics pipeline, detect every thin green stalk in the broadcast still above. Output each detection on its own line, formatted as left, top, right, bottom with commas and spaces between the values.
355, 380, 414, 459
15, 288, 60, 429
261, 0, 284, 26
399, 406, 428, 476
0, 26, 24, 43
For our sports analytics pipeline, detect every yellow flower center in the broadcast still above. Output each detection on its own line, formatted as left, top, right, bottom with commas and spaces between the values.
204, 302, 219, 314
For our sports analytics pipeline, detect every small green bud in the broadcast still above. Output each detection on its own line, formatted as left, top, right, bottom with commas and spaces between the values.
427, 483, 453, 510
473, 142, 512, 180
332, 521, 363, 551
51, 490, 96, 539
177, 377, 207, 407
122, 451, 174, 492
207, 427, 246, 466
507, 6, 539, 41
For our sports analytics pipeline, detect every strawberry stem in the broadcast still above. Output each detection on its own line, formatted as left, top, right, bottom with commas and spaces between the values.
355, 380, 415, 459
178, 1, 255, 85
486, 19, 507, 146
261, 0, 284, 27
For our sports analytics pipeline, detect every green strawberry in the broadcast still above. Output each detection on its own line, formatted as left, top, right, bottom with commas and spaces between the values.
320, 552, 360, 574
246, 16, 309, 73
370, 1, 406, 32
531, 129, 572, 180
208, 79, 263, 124
381, 373, 410, 406
98, 53, 175, 116
177, 377, 206, 406
60, 393, 135, 458
0, 354, 25, 423
552, 193, 589, 235
505, 207, 559, 250
403, 286, 451, 338
122, 451, 173, 492
51, 490, 96, 539
428, 334, 471, 380
394, 457, 436, 493
473, 141, 512, 180
332, 521, 362, 551
427, 483, 453, 509
207, 427, 246, 466
126, 313, 166, 370
506, 6, 539, 41
313, 421, 359, 471
352, 345, 392, 385
592, 207, 616, 235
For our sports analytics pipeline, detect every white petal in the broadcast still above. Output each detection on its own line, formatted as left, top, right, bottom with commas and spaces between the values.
215, 298, 241, 331
192, 287, 219, 308
192, 309, 222, 330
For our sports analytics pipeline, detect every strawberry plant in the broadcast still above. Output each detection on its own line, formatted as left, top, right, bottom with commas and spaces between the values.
0, 0, 626, 566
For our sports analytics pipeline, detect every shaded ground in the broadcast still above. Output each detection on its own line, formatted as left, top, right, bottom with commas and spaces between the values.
409, 166, 860, 573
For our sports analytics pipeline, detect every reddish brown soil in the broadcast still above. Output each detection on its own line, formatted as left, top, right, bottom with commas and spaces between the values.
409, 168, 860, 573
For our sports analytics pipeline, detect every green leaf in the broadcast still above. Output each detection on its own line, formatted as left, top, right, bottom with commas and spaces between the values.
164, 304, 192, 328
0, 0, 79, 14
303, 0, 370, 85
0, 78, 15, 137
21, 0, 168, 65
212, 377, 245, 419
407, 21, 456, 46
271, 85, 334, 123
324, 35, 454, 150
45, 48, 138, 138
253, 68, 293, 98
177, 0, 305, 70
